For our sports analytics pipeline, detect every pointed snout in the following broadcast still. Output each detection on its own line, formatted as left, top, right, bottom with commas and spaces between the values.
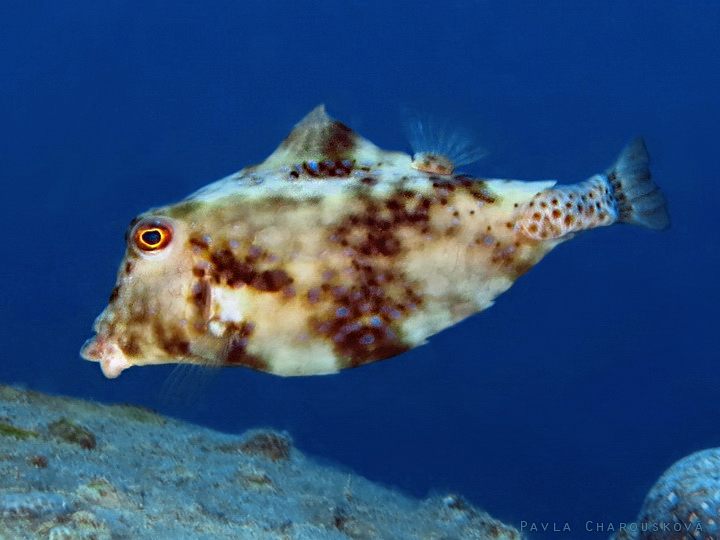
80, 335, 132, 379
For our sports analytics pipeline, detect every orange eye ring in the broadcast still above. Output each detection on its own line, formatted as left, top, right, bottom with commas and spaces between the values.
132, 219, 174, 252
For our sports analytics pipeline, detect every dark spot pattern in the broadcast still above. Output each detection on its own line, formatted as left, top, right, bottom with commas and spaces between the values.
191, 279, 211, 317
210, 249, 257, 288
188, 236, 295, 296
223, 322, 267, 370
153, 321, 190, 357
118, 335, 141, 357
298, 175, 504, 366
252, 269, 293, 292
454, 175, 497, 204
331, 192, 431, 258
188, 236, 209, 250
290, 159, 354, 179
519, 177, 617, 242
309, 189, 448, 366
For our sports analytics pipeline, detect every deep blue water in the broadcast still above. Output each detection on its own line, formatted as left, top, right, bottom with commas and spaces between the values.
2, 1, 719, 538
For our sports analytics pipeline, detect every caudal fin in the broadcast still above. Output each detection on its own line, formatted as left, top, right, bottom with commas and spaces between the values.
607, 138, 670, 230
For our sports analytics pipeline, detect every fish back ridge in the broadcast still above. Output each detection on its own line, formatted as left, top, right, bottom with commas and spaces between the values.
606, 137, 670, 231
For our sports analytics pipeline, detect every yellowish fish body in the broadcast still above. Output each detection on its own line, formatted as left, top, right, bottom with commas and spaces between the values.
81, 106, 669, 378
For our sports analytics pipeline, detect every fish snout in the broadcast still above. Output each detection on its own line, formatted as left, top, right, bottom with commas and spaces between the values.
80, 335, 132, 379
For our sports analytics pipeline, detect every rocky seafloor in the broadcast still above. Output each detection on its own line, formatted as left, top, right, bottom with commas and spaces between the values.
0, 385, 522, 540
1, 384, 718, 540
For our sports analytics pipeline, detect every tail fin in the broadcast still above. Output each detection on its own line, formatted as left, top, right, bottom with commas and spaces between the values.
607, 138, 670, 230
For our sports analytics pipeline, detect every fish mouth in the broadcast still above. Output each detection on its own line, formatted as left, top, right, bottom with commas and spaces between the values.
80, 335, 132, 379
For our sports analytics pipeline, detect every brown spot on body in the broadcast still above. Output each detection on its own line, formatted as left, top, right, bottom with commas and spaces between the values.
348, 336, 410, 368
386, 199, 402, 211
314, 309, 410, 368
223, 322, 267, 371
251, 269, 293, 292
311, 189, 430, 367
191, 279, 211, 316
331, 192, 430, 258
188, 236, 210, 251
165, 339, 190, 356
309, 264, 419, 367
210, 249, 256, 287
206, 246, 296, 295
119, 335, 141, 357
301, 159, 354, 178
153, 321, 190, 357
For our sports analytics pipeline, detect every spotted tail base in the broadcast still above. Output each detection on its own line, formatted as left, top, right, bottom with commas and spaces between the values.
517, 138, 669, 241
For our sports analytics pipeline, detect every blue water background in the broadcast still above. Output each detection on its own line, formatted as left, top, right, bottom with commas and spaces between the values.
2, 2, 718, 537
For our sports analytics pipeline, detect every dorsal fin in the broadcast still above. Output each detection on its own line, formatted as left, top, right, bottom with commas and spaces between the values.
403, 108, 486, 175
251, 105, 409, 172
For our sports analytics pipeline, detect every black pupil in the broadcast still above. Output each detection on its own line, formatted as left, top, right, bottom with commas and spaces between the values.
141, 230, 162, 246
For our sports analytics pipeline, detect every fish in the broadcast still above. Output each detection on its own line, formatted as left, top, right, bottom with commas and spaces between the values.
80, 105, 669, 379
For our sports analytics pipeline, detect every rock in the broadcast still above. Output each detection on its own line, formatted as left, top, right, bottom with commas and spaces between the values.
611, 448, 720, 540
0, 385, 521, 540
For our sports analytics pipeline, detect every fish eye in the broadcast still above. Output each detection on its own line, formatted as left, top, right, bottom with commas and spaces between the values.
131, 218, 174, 252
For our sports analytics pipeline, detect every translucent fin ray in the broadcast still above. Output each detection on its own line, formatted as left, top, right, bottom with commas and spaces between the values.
607, 137, 670, 230
402, 108, 486, 174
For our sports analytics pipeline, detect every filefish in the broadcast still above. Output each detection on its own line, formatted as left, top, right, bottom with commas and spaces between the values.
81, 106, 669, 379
